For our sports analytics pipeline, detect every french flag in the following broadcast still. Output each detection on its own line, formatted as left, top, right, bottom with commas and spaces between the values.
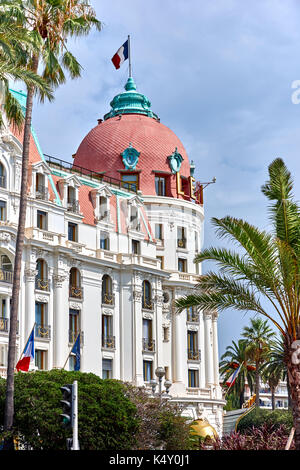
16, 328, 34, 372
226, 363, 242, 388
111, 40, 129, 69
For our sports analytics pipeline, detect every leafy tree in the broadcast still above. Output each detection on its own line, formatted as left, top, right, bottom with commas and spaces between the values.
175, 158, 300, 449
1, 0, 101, 444
219, 339, 255, 408
242, 317, 276, 406
0, 370, 138, 450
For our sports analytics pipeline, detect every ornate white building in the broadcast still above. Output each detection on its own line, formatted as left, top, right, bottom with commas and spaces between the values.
0, 77, 224, 433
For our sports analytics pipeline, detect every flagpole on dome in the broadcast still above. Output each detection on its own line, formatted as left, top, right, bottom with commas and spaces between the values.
128, 34, 132, 78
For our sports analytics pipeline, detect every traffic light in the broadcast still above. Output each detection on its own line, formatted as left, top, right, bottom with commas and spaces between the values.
60, 384, 74, 428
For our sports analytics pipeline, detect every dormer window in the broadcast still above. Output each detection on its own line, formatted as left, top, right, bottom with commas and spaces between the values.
155, 175, 166, 196
121, 173, 138, 192
67, 186, 79, 213
130, 206, 140, 231
99, 196, 108, 220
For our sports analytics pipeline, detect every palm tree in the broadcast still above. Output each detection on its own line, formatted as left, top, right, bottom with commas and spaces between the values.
2, 0, 101, 446
175, 158, 300, 449
241, 317, 276, 407
0, 13, 52, 128
219, 339, 255, 408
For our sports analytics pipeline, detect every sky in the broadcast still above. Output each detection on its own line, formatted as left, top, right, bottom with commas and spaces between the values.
20, 0, 300, 357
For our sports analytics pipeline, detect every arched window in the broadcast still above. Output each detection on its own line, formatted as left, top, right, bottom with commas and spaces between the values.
35, 259, 49, 291
142, 280, 152, 310
69, 267, 83, 299
0, 163, 6, 188
102, 275, 113, 305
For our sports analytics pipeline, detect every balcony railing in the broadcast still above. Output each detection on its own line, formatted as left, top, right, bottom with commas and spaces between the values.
142, 299, 153, 311
177, 238, 187, 249
36, 185, 48, 201
187, 310, 199, 323
0, 175, 6, 188
102, 293, 115, 306
69, 285, 83, 299
35, 324, 51, 339
69, 330, 84, 344
0, 318, 19, 334
142, 338, 156, 352
67, 200, 80, 214
102, 335, 115, 349
35, 278, 50, 291
0, 269, 13, 284
187, 348, 201, 361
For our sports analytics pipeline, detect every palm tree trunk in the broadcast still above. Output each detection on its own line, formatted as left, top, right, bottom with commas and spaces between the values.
271, 386, 275, 411
239, 388, 245, 409
286, 335, 300, 450
3, 55, 38, 448
255, 363, 260, 407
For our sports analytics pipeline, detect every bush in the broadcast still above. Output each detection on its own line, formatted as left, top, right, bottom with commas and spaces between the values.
236, 407, 293, 433
0, 370, 138, 450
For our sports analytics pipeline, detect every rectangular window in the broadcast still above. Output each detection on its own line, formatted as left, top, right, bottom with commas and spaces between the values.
188, 369, 199, 388
37, 210, 47, 230
99, 196, 108, 219
68, 222, 78, 242
132, 239, 140, 255
69, 309, 80, 343
157, 256, 164, 269
102, 358, 112, 379
100, 231, 110, 250
143, 360, 153, 382
121, 173, 138, 192
35, 350, 47, 370
155, 176, 166, 196
178, 258, 187, 272
0, 201, 6, 221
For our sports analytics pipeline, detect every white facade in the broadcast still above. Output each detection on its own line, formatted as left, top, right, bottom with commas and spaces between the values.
0, 93, 225, 435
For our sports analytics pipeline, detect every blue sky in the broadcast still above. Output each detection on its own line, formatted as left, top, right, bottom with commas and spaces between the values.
24, 0, 300, 357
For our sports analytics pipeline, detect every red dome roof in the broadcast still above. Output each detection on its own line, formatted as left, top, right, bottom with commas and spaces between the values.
74, 114, 191, 197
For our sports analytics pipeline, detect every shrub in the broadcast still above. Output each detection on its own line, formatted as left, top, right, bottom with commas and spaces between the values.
236, 407, 293, 433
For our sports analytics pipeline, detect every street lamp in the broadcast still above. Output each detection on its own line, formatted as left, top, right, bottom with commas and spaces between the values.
151, 367, 172, 400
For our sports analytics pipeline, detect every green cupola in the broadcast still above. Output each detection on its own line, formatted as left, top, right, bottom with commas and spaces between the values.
103, 77, 159, 120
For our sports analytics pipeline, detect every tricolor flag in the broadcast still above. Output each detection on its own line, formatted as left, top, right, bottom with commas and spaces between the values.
70, 333, 80, 371
16, 328, 34, 372
226, 363, 242, 388
111, 39, 129, 69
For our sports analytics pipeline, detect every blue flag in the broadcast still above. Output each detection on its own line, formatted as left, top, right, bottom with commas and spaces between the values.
71, 334, 80, 371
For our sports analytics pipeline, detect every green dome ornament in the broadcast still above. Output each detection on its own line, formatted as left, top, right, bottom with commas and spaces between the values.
104, 77, 159, 120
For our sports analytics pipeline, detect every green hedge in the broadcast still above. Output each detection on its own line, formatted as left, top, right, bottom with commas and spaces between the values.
237, 407, 293, 433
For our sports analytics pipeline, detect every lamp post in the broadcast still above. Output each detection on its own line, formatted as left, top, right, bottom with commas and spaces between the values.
151, 367, 172, 401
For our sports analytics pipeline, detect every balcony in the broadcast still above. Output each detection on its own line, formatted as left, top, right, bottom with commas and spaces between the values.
177, 238, 187, 249
35, 324, 51, 339
142, 338, 156, 352
36, 185, 48, 201
67, 200, 80, 214
0, 318, 19, 334
0, 269, 13, 284
187, 348, 201, 361
35, 278, 49, 291
102, 335, 115, 349
142, 299, 154, 311
69, 285, 83, 300
102, 293, 115, 306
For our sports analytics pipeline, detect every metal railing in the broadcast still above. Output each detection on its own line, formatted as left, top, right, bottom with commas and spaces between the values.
102, 335, 115, 349
187, 349, 201, 361
187, 310, 199, 323
143, 338, 156, 352
177, 238, 187, 248
35, 278, 49, 291
35, 324, 51, 339
44, 154, 138, 194
0, 318, 19, 334
142, 299, 153, 311
36, 185, 48, 201
67, 200, 80, 214
69, 285, 83, 299
102, 293, 115, 306
69, 330, 84, 344
0, 269, 13, 283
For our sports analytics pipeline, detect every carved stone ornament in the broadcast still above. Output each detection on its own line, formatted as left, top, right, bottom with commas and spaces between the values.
167, 147, 184, 174
103, 308, 113, 316
53, 273, 66, 288
142, 312, 153, 320
133, 290, 142, 302
70, 302, 81, 310
121, 143, 140, 171
25, 268, 37, 282
35, 294, 48, 303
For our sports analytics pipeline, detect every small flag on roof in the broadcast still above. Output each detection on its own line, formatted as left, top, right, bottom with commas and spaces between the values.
226, 362, 242, 388
16, 327, 34, 372
111, 38, 130, 70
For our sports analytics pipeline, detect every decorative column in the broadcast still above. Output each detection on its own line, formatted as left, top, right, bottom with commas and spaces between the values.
204, 311, 214, 386
53, 273, 67, 368
133, 287, 143, 386
172, 289, 186, 394
24, 267, 37, 338
212, 311, 219, 386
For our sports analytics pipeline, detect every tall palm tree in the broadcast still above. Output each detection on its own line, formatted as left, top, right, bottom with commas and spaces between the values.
175, 158, 300, 449
2, 0, 101, 446
241, 317, 275, 407
219, 339, 255, 408
0, 13, 52, 128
